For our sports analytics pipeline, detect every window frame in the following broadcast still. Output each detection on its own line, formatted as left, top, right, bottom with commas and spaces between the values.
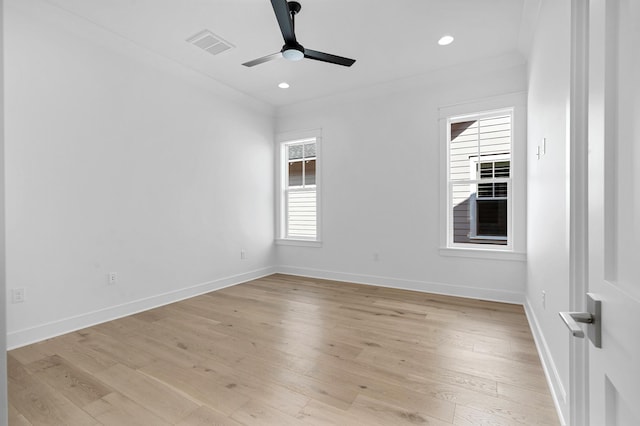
438, 93, 526, 261
284, 140, 317, 240
275, 129, 322, 247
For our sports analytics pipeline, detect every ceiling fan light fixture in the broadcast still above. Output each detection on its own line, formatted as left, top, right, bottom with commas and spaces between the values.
282, 47, 304, 61
438, 35, 454, 46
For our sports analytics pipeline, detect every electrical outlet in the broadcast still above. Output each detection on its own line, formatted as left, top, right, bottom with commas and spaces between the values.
108, 272, 118, 285
542, 290, 546, 310
11, 288, 25, 304
240, 249, 247, 260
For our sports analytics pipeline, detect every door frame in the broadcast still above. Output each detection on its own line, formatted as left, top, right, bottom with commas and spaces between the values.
0, 0, 7, 424
568, 0, 590, 425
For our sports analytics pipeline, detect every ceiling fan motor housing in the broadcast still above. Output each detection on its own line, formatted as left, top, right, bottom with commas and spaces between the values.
288, 1, 301, 15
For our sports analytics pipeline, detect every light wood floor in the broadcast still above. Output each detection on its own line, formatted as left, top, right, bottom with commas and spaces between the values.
8, 274, 559, 425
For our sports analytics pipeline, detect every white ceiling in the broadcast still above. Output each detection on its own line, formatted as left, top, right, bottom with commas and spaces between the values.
43, 0, 527, 107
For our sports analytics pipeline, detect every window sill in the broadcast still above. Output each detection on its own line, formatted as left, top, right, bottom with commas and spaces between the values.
439, 247, 526, 262
275, 239, 323, 248
469, 236, 508, 241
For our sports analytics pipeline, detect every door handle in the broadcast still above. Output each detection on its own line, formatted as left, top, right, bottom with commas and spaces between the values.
559, 293, 602, 348
559, 311, 592, 337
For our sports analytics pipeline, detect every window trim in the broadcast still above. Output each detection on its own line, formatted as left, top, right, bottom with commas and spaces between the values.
438, 92, 527, 259
447, 108, 514, 250
275, 129, 322, 246
284, 140, 317, 240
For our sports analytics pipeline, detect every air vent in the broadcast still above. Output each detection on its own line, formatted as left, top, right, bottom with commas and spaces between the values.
187, 30, 234, 56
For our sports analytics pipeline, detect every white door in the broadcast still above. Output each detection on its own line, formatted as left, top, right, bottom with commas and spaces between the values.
586, 0, 640, 424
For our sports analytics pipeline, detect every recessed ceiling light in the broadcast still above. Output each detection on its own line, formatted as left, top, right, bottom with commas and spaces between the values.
438, 35, 454, 46
278, 82, 290, 89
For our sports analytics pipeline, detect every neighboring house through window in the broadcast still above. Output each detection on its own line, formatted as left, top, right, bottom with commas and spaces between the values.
448, 111, 512, 247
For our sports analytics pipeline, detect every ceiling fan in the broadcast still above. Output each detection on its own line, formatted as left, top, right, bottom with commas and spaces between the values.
242, 0, 356, 68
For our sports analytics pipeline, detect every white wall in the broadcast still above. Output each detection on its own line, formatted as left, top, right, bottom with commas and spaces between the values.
275, 54, 528, 303
4, 0, 275, 348
524, 0, 571, 424
0, 0, 7, 422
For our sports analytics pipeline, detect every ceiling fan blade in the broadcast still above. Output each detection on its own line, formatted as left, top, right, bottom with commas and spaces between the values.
242, 52, 283, 67
271, 0, 296, 44
304, 49, 356, 67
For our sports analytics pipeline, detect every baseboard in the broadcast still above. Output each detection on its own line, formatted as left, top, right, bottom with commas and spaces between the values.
7, 266, 276, 350
523, 298, 568, 426
275, 265, 524, 304
7, 265, 522, 349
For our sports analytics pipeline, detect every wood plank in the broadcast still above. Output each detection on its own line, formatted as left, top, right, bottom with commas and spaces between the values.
8, 402, 33, 426
497, 382, 558, 410
349, 394, 453, 425
25, 354, 112, 407
94, 363, 199, 423
34, 333, 118, 374
454, 404, 525, 426
72, 328, 157, 370
7, 344, 51, 365
201, 365, 311, 416
138, 359, 251, 416
295, 399, 364, 425
176, 405, 242, 426
83, 392, 172, 426
307, 364, 457, 423
230, 400, 304, 426
7, 355, 99, 425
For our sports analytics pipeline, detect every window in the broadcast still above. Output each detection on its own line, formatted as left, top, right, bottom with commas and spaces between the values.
277, 132, 321, 243
448, 111, 512, 247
